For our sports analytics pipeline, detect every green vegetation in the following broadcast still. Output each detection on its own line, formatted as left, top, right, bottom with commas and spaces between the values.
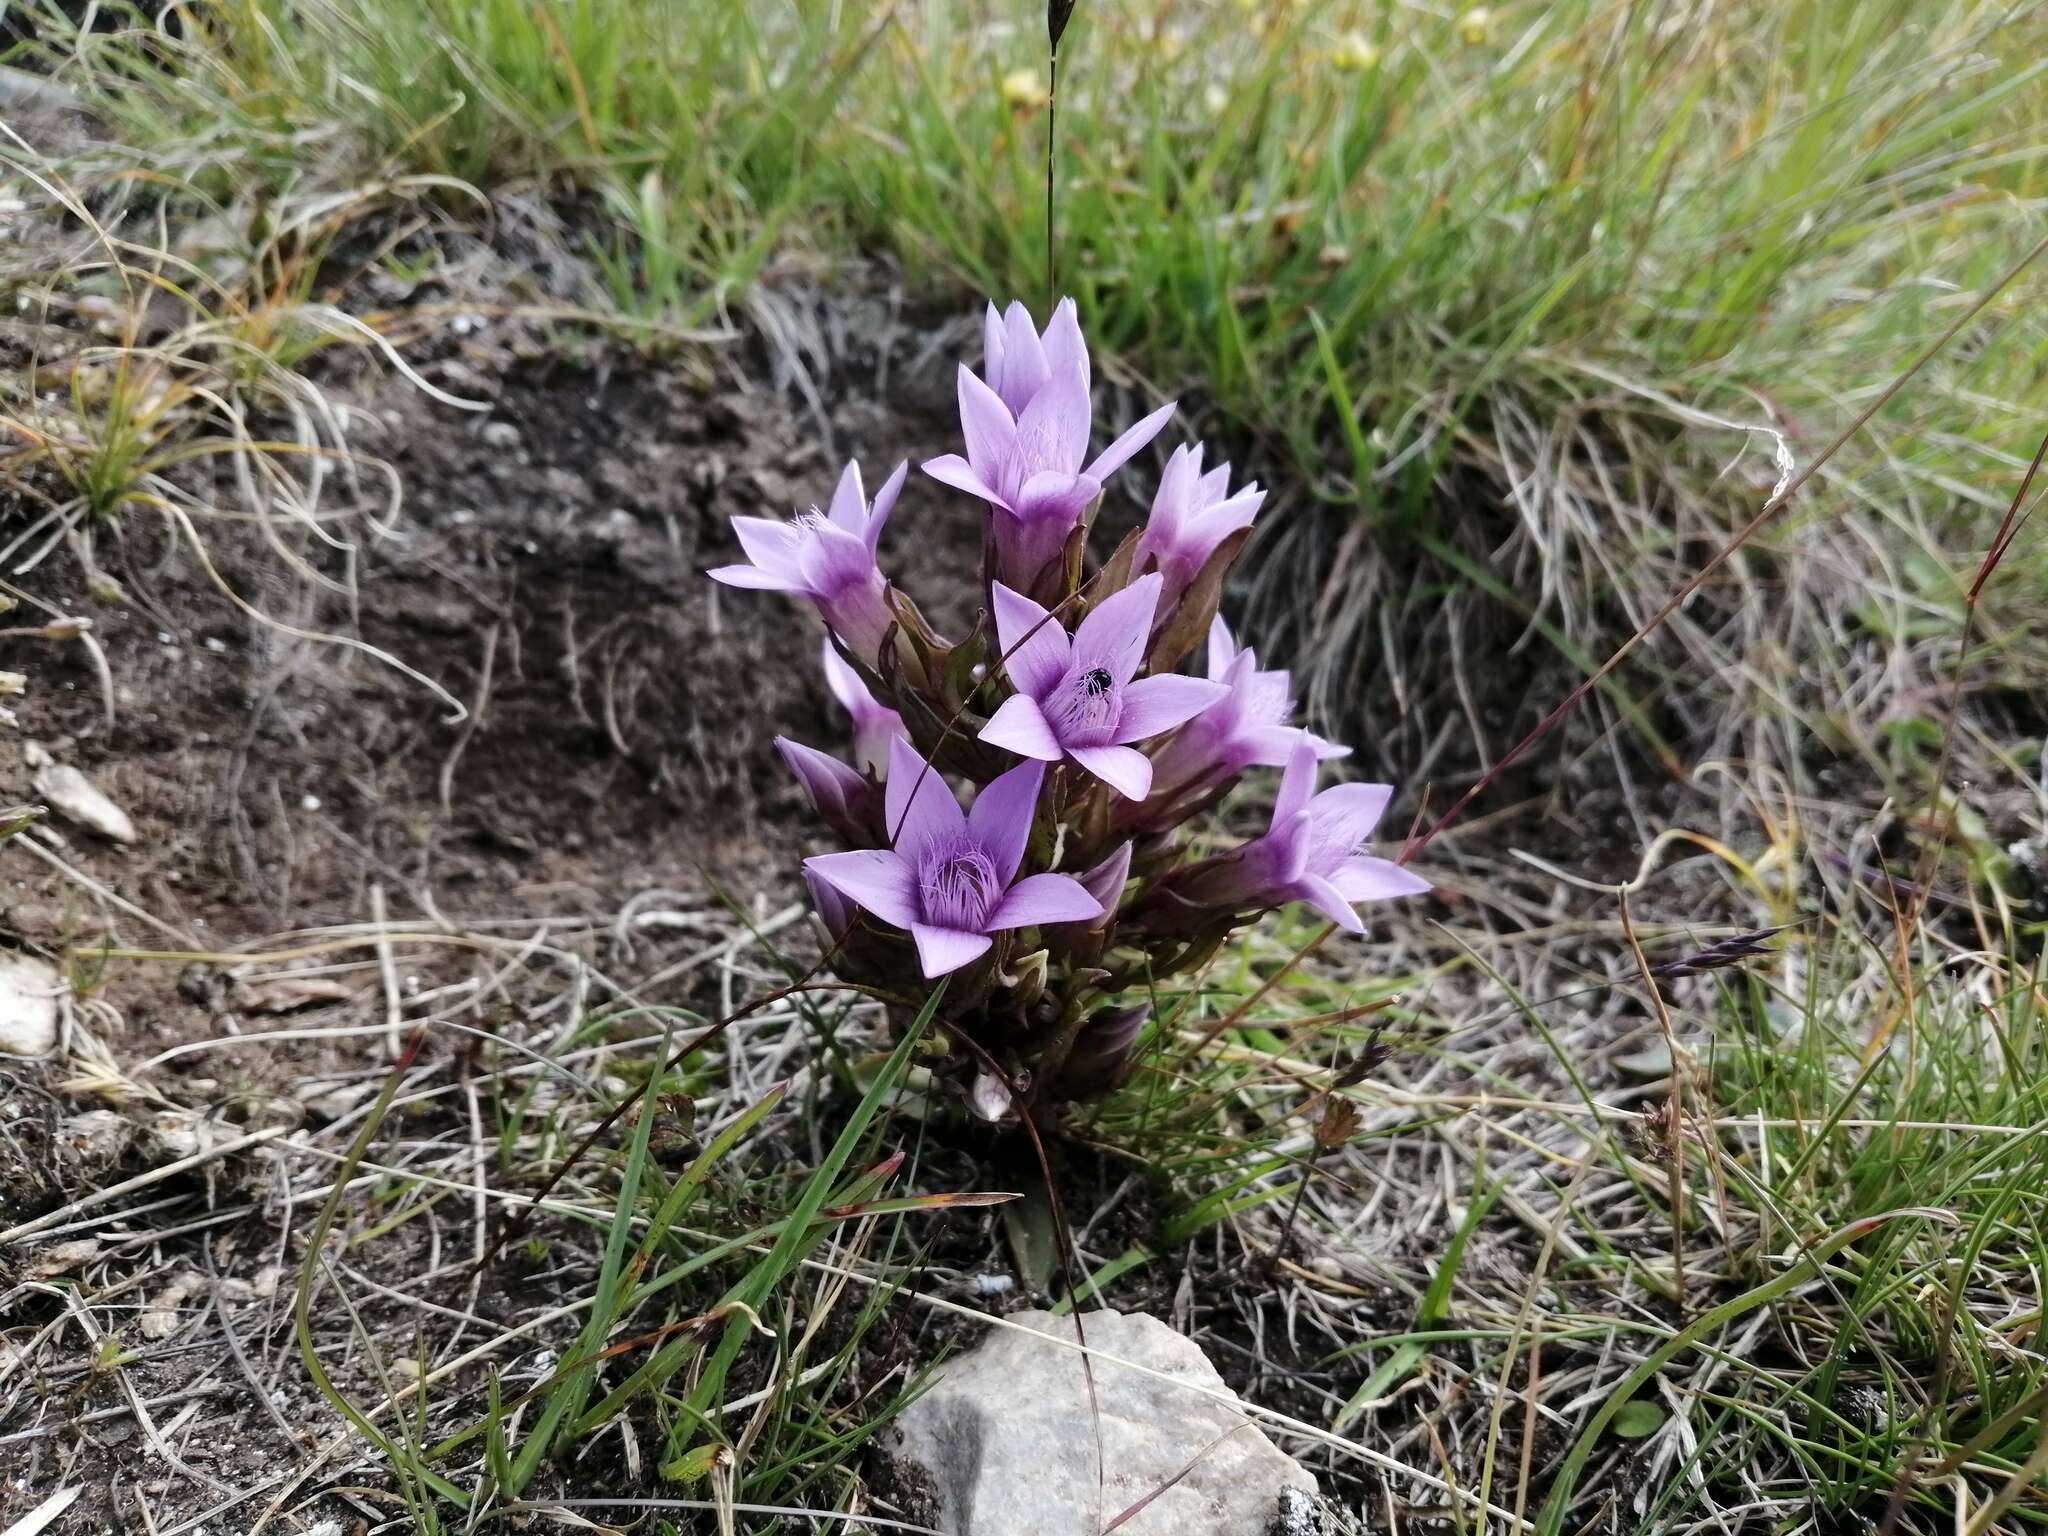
25, 0, 2048, 716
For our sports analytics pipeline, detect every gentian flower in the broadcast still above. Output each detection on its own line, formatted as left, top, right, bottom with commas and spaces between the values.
803, 866, 854, 942
775, 737, 879, 844
821, 640, 903, 777
1134, 444, 1264, 602
923, 299, 1175, 586
708, 459, 909, 663
1182, 738, 1430, 931
1148, 617, 1347, 799
978, 572, 1230, 801
805, 737, 1103, 978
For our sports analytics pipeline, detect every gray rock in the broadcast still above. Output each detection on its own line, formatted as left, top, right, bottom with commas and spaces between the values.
0, 951, 61, 1056
889, 1308, 1316, 1536
32, 763, 138, 844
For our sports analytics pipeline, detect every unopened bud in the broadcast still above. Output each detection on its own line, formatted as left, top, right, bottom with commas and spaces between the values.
40, 617, 92, 641
0, 671, 25, 696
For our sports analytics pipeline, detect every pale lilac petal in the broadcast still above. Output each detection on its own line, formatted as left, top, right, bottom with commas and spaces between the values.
1330, 856, 1432, 902
1295, 873, 1367, 934
804, 850, 918, 931
1243, 725, 1313, 766
884, 736, 964, 855
775, 737, 866, 819
707, 564, 803, 592
1196, 459, 1230, 501
1206, 615, 1240, 679
1308, 782, 1395, 851
1112, 675, 1232, 744
1083, 399, 1176, 483
958, 365, 1017, 488
1041, 298, 1088, 392
967, 758, 1045, 886
997, 301, 1050, 413
824, 460, 866, 533
1010, 470, 1101, 525
731, 516, 804, 579
982, 303, 1005, 392
1078, 842, 1132, 918
1267, 813, 1314, 885
1015, 363, 1090, 475
1147, 444, 1200, 542
865, 460, 909, 553
1271, 737, 1320, 827
978, 693, 1063, 762
820, 641, 869, 716
796, 519, 877, 600
1309, 731, 1353, 760
990, 582, 1071, 699
922, 453, 1008, 508
987, 872, 1103, 931
910, 923, 992, 978
1071, 571, 1162, 686
1202, 486, 1264, 541
1067, 743, 1153, 801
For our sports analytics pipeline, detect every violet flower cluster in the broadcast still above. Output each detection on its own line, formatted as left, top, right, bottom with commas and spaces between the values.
710, 299, 1429, 1115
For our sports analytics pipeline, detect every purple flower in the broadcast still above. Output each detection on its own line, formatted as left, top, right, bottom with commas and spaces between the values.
708, 459, 908, 662
1183, 738, 1430, 932
821, 641, 903, 777
805, 737, 1103, 978
1148, 617, 1348, 799
775, 736, 879, 844
977, 572, 1229, 802
1134, 444, 1264, 602
922, 299, 1175, 586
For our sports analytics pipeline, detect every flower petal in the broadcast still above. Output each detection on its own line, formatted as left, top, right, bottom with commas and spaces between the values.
730, 516, 803, 578
922, 453, 1008, 508
1306, 781, 1395, 853
967, 758, 1045, 886
1083, 398, 1176, 483
1112, 674, 1232, 744
775, 737, 865, 819
795, 519, 876, 600
1015, 362, 1090, 476
1295, 873, 1367, 934
1330, 856, 1432, 903
957, 364, 1017, 488
707, 563, 802, 592
824, 460, 866, 533
978, 693, 1064, 762
865, 460, 909, 553
1071, 571, 1162, 686
990, 582, 1071, 699
804, 849, 918, 930
1041, 297, 1089, 393
1205, 615, 1240, 680
910, 923, 992, 978
1067, 742, 1154, 801
1078, 842, 1133, 919
884, 735, 965, 854
997, 301, 1050, 413
1010, 470, 1101, 526
987, 872, 1103, 930
1271, 737, 1320, 827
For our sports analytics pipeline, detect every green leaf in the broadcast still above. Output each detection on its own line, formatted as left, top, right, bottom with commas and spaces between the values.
1610, 1399, 1666, 1439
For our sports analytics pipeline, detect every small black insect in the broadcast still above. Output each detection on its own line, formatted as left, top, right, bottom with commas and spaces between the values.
1081, 666, 1114, 695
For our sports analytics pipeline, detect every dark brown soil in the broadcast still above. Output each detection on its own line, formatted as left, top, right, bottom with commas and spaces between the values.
3, 299, 981, 1028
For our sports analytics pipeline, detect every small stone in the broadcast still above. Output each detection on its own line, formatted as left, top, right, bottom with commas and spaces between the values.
0, 951, 62, 1055
480, 420, 521, 449
32, 763, 138, 843
889, 1309, 1316, 1536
